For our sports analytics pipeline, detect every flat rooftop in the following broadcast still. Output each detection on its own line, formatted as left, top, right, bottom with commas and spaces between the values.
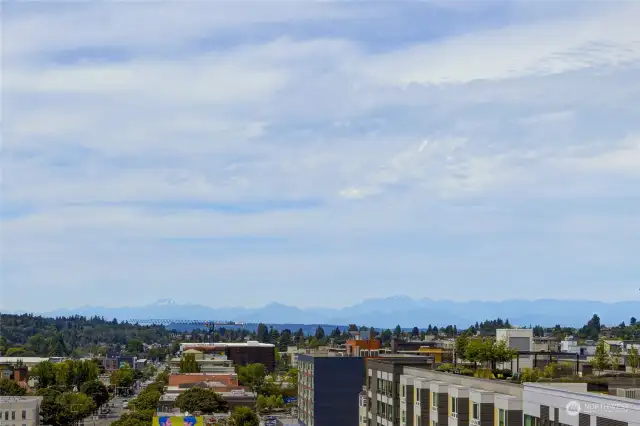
180, 342, 275, 348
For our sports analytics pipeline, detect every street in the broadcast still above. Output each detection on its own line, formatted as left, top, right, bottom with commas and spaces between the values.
80, 396, 127, 426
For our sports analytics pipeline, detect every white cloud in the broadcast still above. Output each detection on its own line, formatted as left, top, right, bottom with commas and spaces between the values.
2, 0, 640, 309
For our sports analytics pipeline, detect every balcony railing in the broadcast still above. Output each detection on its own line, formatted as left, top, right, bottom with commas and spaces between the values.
471, 418, 480, 426
452, 412, 458, 419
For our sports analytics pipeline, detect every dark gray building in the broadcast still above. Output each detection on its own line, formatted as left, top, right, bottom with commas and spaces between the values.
365, 356, 434, 426
298, 354, 365, 426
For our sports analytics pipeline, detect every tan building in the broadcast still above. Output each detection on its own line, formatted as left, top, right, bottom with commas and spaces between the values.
0, 396, 42, 426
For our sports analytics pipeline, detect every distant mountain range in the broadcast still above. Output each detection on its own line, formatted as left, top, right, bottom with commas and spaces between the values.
14, 297, 640, 329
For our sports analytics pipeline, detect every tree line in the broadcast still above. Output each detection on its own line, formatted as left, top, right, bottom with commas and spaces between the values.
0, 314, 172, 358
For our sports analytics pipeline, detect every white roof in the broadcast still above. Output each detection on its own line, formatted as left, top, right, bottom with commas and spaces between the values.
0, 357, 50, 364
181, 342, 275, 348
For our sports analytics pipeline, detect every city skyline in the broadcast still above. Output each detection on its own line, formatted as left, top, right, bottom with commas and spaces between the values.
2, 1, 640, 311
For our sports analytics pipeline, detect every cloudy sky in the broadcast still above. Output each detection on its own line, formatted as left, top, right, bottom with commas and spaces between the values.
2, 0, 640, 312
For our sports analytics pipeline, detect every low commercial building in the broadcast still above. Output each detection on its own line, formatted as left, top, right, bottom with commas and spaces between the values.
104, 356, 138, 371
0, 358, 49, 369
298, 354, 364, 426
0, 396, 42, 426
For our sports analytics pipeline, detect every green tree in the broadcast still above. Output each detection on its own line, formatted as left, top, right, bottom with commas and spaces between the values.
0, 377, 27, 395
36, 388, 64, 426
393, 325, 402, 338
174, 388, 229, 413
491, 339, 518, 370
111, 417, 149, 426
307, 337, 320, 349
127, 339, 144, 354
111, 364, 135, 390
179, 353, 200, 373
129, 388, 161, 411
31, 360, 57, 389
455, 334, 470, 361
314, 326, 325, 341
627, 346, 639, 373
411, 327, 420, 337
5, 347, 37, 357
609, 351, 621, 371
58, 391, 96, 422
229, 406, 259, 426
80, 380, 110, 409
592, 339, 610, 374
464, 338, 516, 369
148, 347, 167, 361
237, 363, 267, 393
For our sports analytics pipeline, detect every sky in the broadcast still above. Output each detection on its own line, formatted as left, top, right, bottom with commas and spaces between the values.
2, 0, 640, 312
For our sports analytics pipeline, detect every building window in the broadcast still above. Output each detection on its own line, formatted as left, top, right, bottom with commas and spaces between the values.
473, 402, 480, 420
416, 388, 421, 401
22, 411, 27, 420
451, 397, 457, 414
525, 415, 539, 426
3, 412, 7, 421
432, 392, 438, 408
432, 421, 438, 426
499, 408, 506, 426
402, 385, 405, 398
12, 411, 16, 420
401, 409, 406, 424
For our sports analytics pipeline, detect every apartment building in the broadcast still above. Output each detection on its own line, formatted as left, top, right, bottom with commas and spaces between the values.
523, 383, 640, 426
366, 360, 640, 426
365, 356, 435, 426
365, 360, 523, 426
169, 349, 235, 374
178, 342, 277, 372
0, 396, 42, 426
298, 354, 364, 426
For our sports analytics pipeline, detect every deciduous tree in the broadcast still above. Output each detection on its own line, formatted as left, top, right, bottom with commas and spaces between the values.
174, 388, 228, 413
592, 339, 610, 374
237, 363, 267, 393
229, 406, 259, 426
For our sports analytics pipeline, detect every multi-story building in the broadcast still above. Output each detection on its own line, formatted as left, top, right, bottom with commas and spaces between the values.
178, 342, 277, 372
297, 354, 364, 426
365, 359, 640, 426
346, 333, 382, 358
523, 383, 640, 426
169, 350, 235, 374
365, 356, 435, 426
0, 396, 42, 426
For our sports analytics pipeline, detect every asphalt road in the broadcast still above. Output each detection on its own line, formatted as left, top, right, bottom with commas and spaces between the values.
81, 391, 140, 426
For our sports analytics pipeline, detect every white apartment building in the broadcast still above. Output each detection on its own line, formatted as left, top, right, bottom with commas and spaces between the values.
524, 383, 640, 426
365, 359, 640, 426
0, 396, 42, 426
